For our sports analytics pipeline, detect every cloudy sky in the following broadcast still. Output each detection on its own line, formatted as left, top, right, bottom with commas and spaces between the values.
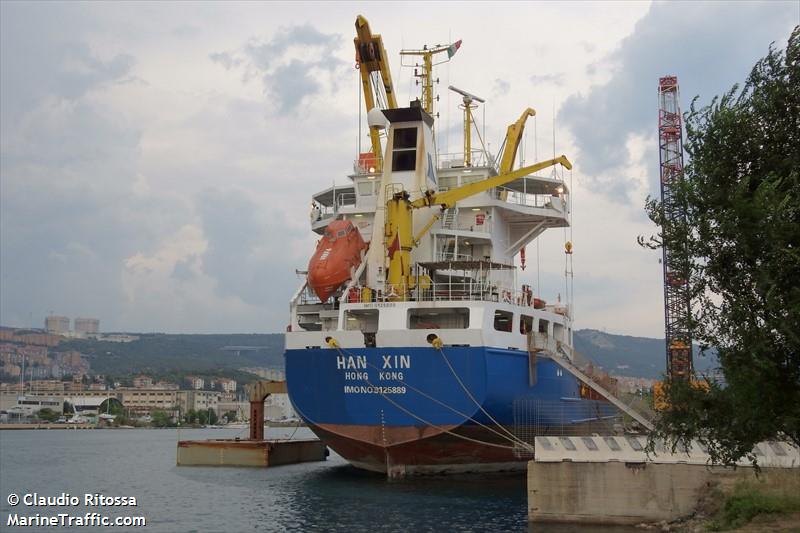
1, 1, 797, 335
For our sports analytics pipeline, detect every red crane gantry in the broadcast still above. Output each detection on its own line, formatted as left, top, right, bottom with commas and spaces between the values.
658, 76, 693, 380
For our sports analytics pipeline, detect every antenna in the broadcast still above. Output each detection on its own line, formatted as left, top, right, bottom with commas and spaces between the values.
448, 86, 485, 167
447, 85, 485, 103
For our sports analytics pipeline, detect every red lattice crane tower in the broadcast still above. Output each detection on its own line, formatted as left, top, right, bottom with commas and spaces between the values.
658, 76, 693, 380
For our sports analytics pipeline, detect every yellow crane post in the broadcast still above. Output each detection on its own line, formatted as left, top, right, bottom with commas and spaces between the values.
354, 15, 398, 173
384, 155, 573, 298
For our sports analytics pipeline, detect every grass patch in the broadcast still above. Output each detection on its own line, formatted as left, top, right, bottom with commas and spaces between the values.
706, 474, 800, 531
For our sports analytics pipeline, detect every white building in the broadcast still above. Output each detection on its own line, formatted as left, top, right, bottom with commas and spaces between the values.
185, 376, 205, 390
45, 316, 70, 335
264, 393, 297, 420
74, 318, 100, 335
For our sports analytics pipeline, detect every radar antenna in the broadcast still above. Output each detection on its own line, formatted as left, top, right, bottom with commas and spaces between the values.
449, 85, 485, 167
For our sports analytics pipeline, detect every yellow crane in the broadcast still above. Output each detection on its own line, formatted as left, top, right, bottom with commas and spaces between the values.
354, 15, 398, 173
499, 108, 536, 173
384, 155, 573, 298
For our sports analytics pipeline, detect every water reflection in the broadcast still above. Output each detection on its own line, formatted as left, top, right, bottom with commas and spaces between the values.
1, 428, 639, 532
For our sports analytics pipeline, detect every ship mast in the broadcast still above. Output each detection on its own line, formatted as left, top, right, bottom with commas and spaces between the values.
448, 85, 485, 167
400, 39, 462, 117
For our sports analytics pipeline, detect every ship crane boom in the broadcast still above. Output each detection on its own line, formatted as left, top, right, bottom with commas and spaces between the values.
499, 107, 536, 173
384, 156, 572, 298
354, 15, 398, 173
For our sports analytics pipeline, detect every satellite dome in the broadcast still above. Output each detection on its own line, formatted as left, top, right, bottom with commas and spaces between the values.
367, 107, 388, 129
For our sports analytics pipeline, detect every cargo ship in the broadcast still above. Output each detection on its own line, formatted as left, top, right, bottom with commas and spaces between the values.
285, 16, 618, 476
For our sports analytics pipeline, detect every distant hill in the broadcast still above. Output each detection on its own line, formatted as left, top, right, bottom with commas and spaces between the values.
62, 333, 285, 381
573, 329, 718, 380
55, 329, 716, 382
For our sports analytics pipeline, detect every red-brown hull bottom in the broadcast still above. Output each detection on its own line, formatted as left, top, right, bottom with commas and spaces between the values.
311, 422, 528, 477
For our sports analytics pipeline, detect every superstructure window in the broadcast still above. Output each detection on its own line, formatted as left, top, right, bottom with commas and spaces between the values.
345, 309, 378, 332
394, 127, 417, 149
392, 127, 417, 171
520, 314, 533, 335
357, 181, 375, 196
493, 310, 513, 332
408, 308, 469, 329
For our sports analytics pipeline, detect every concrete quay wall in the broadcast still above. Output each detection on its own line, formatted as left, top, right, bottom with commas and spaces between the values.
527, 461, 795, 525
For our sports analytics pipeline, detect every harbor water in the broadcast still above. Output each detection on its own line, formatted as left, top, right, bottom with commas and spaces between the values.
1, 428, 636, 532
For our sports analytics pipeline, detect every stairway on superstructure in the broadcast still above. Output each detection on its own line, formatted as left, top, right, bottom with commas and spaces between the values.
528, 333, 655, 432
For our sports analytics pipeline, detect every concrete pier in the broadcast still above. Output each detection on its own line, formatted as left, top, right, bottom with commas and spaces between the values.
177, 438, 327, 467
528, 435, 799, 525
176, 380, 327, 468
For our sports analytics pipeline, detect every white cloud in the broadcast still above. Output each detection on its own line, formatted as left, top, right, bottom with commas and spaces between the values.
2, 1, 792, 337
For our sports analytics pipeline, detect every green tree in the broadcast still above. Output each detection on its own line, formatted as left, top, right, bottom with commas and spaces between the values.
37, 408, 59, 422
150, 409, 174, 428
98, 399, 124, 416
641, 27, 799, 465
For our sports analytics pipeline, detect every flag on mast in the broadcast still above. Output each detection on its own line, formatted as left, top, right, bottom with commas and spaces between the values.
447, 40, 462, 59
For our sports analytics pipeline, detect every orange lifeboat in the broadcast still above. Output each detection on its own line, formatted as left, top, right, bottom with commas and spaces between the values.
307, 220, 367, 303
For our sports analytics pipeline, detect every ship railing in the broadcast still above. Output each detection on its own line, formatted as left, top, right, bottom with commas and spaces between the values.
495, 187, 568, 212
438, 217, 492, 234
352, 159, 382, 176
437, 150, 497, 170
346, 281, 548, 306
315, 193, 358, 219
337, 192, 357, 208
297, 285, 326, 305
436, 252, 474, 262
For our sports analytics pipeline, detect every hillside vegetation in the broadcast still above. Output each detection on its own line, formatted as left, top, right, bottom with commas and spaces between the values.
57, 330, 715, 381
574, 329, 717, 379
62, 333, 284, 383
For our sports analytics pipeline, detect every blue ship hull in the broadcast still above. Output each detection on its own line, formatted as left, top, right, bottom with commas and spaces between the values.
285, 345, 615, 475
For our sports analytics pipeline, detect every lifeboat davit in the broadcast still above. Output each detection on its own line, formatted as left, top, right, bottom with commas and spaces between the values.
307, 220, 367, 303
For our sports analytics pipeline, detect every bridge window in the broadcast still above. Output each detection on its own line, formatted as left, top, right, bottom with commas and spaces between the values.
493, 310, 513, 332
345, 309, 379, 332
520, 314, 533, 335
408, 307, 469, 329
538, 319, 550, 335
357, 181, 376, 196
392, 127, 417, 171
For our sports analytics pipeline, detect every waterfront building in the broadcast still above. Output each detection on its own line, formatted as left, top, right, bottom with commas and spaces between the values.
132, 375, 154, 389
10, 396, 63, 416
176, 390, 220, 416
217, 399, 249, 420
45, 316, 70, 335
74, 318, 100, 335
153, 381, 179, 390
119, 389, 178, 417
264, 393, 297, 420
214, 378, 237, 393
95, 333, 139, 343
241, 367, 285, 381
185, 376, 205, 390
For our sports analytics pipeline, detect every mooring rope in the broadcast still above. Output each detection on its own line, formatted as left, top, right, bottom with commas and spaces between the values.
353, 351, 527, 447
437, 346, 534, 451
334, 346, 518, 451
